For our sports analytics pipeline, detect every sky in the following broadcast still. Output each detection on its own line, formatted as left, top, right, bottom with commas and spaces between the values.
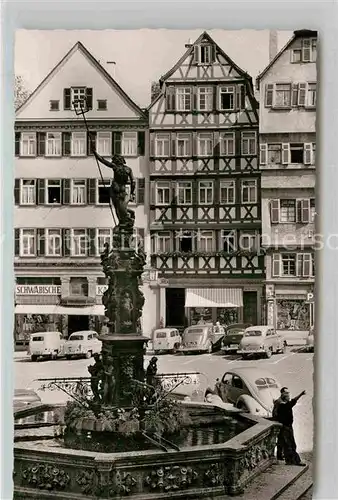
15, 29, 293, 108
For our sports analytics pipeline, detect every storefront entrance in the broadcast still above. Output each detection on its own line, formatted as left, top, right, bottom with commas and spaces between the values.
166, 288, 186, 329
68, 315, 90, 335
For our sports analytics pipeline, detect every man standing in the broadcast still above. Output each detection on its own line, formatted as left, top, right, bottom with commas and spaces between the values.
274, 387, 306, 466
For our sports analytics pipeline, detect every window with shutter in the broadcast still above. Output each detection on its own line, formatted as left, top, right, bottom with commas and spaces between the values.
165, 87, 176, 112
14, 228, 20, 256
304, 143, 313, 165
87, 132, 97, 156
296, 254, 303, 277
87, 228, 97, 256
138, 131, 145, 156
298, 83, 307, 106
62, 229, 71, 256
193, 45, 199, 64
86, 88, 93, 110
301, 199, 310, 223
87, 179, 97, 204
265, 84, 274, 107
63, 179, 71, 204
150, 181, 156, 205
37, 132, 46, 156
15, 132, 21, 156
302, 254, 312, 277
64, 88, 71, 110
260, 143, 267, 165
37, 179, 45, 204
272, 254, 281, 277
37, 229, 45, 257
302, 39, 311, 62
14, 179, 20, 205
20, 179, 36, 205
46, 229, 62, 257
137, 178, 145, 204
62, 132, 71, 156
270, 200, 280, 224
282, 143, 290, 165
113, 132, 122, 155
291, 83, 299, 106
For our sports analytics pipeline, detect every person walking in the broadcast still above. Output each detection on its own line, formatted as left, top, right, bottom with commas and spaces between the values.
273, 387, 306, 466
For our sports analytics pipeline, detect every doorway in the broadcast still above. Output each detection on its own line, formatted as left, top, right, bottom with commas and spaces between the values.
243, 291, 258, 325
166, 288, 186, 329
68, 315, 90, 336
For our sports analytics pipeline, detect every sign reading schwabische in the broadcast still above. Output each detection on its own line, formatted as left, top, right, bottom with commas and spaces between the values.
16, 285, 61, 295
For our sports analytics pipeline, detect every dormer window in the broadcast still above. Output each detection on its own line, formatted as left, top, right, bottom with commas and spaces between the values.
64, 87, 93, 111
291, 38, 317, 63
193, 44, 215, 65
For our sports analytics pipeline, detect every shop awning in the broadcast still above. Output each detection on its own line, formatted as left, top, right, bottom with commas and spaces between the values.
185, 288, 243, 308
15, 305, 105, 316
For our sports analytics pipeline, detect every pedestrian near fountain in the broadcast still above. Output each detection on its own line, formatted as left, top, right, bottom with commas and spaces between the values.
273, 387, 306, 466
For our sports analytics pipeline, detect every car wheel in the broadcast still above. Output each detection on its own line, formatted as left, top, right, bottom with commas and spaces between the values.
172, 343, 180, 354
86, 351, 92, 359
237, 401, 249, 412
31, 355, 38, 362
242, 354, 249, 360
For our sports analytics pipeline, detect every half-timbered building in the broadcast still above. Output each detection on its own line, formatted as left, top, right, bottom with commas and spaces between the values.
257, 30, 317, 334
14, 42, 150, 346
148, 32, 264, 330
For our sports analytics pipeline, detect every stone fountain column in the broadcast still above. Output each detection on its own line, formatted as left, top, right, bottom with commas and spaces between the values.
99, 224, 149, 408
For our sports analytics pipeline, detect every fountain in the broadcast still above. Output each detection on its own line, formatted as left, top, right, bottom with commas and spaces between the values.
13, 150, 281, 499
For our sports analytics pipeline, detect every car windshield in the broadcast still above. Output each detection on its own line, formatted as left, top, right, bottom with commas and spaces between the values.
69, 335, 84, 341
156, 331, 167, 339
244, 330, 262, 337
255, 377, 279, 389
31, 336, 44, 342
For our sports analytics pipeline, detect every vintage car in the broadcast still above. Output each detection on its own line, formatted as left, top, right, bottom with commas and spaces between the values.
153, 328, 181, 354
221, 323, 252, 354
28, 331, 65, 361
214, 367, 282, 417
178, 324, 225, 354
238, 325, 286, 359
14, 388, 45, 425
64, 330, 102, 359
305, 327, 314, 352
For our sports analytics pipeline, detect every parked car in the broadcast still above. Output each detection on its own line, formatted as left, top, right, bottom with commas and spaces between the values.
221, 323, 252, 354
153, 328, 181, 354
13, 388, 41, 410
178, 324, 225, 354
214, 367, 282, 417
305, 327, 314, 352
28, 331, 65, 361
238, 325, 286, 359
64, 330, 102, 359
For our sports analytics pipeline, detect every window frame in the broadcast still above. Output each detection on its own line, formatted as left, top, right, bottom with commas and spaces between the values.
96, 131, 112, 156
241, 179, 257, 204
45, 132, 62, 157
20, 228, 36, 257
220, 132, 235, 156
281, 253, 297, 277
20, 179, 36, 205
220, 229, 237, 253
122, 131, 138, 157
198, 180, 213, 205
20, 132, 36, 157
197, 132, 213, 157
96, 179, 111, 205
45, 179, 62, 205
71, 87, 87, 111
306, 82, 316, 108
220, 180, 236, 204
239, 231, 257, 252
71, 179, 87, 205
155, 133, 170, 157
97, 99, 107, 111
274, 83, 292, 108
197, 230, 214, 252
71, 131, 87, 157
176, 133, 192, 157
96, 228, 112, 256
241, 131, 257, 156
156, 181, 171, 206
71, 229, 88, 257
219, 86, 235, 111
280, 199, 296, 223
175, 87, 192, 112
177, 181, 192, 205
45, 229, 62, 257
197, 86, 213, 111
155, 231, 172, 253
69, 277, 88, 296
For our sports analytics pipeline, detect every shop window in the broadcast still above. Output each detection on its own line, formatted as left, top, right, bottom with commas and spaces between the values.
70, 277, 88, 296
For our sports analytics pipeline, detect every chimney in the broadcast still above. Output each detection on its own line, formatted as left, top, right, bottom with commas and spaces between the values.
151, 81, 161, 102
106, 61, 116, 78
185, 38, 193, 48
269, 30, 278, 62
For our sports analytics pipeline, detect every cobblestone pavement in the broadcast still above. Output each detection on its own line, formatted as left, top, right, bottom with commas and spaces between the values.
14, 345, 314, 453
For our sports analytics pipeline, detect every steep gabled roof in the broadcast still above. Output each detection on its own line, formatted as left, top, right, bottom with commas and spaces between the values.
16, 41, 146, 119
159, 30, 252, 84
256, 29, 318, 88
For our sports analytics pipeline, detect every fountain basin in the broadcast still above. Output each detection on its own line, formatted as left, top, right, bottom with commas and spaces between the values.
13, 402, 280, 499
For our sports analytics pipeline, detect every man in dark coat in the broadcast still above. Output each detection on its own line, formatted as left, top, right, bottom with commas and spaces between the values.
273, 387, 306, 466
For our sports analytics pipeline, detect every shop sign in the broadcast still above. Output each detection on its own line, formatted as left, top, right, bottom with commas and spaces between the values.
96, 285, 108, 296
16, 285, 61, 296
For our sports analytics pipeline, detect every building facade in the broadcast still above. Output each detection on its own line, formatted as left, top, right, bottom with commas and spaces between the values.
148, 32, 264, 331
257, 30, 317, 332
14, 42, 151, 346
